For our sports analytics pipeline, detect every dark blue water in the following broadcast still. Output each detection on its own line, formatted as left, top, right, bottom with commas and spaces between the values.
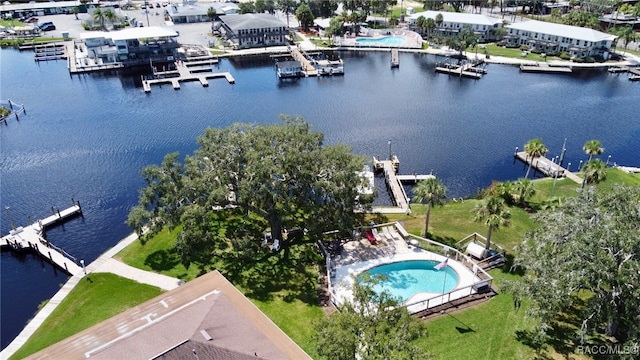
1, 48, 639, 349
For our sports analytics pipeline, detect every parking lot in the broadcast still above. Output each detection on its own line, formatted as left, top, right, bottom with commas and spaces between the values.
32, 8, 214, 46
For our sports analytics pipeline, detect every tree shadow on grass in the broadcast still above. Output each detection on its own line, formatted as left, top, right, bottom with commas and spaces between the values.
515, 297, 603, 359
144, 250, 181, 271
501, 253, 525, 276
218, 242, 320, 305
427, 233, 457, 247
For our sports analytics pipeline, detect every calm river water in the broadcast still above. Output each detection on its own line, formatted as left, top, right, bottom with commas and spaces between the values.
1, 48, 638, 349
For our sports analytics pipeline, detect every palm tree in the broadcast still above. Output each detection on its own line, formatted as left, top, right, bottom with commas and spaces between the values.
207, 7, 217, 23
71, 7, 79, 20
424, 17, 436, 40
583, 139, 604, 163
93, 8, 106, 30
435, 13, 443, 29
416, 15, 426, 36
582, 158, 607, 189
612, 25, 639, 54
472, 196, 511, 250
524, 138, 548, 179
493, 180, 514, 205
514, 178, 535, 207
102, 8, 117, 29
412, 177, 447, 237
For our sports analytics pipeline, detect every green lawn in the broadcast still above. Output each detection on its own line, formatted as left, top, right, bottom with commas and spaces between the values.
115, 224, 204, 281
418, 271, 539, 360
10, 273, 163, 360
16, 167, 638, 359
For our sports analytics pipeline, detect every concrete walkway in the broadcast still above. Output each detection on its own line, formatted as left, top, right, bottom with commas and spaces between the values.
0, 231, 181, 359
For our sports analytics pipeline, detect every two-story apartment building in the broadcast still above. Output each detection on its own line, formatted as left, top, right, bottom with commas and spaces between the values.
504, 20, 618, 59
217, 14, 288, 49
406, 11, 504, 42
80, 26, 180, 67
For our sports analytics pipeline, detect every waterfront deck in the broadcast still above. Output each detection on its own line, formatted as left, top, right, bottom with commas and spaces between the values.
520, 63, 572, 73
289, 45, 317, 76
514, 151, 582, 184
391, 49, 399, 68
435, 62, 484, 79
143, 60, 234, 92
1, 202, 83, 275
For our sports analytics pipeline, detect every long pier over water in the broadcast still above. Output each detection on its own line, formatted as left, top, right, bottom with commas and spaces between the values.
1, 201, 83, 275
514, 151, 582, 184
373, 157, 435, 213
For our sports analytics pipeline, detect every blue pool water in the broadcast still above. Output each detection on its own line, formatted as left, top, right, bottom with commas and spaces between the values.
358, 260, 459, 302
355, 36, 406, 45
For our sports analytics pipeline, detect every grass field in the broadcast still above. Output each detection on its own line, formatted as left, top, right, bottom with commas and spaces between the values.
10, 273, 163, 360
15, 168, 637, 359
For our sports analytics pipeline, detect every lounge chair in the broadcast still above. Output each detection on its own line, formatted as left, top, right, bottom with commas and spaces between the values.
365, 230, 376, 245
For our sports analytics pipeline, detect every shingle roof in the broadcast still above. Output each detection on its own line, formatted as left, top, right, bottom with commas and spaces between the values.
507, 20, 617, 42
25, 271, 311, 360
219, 13, 287, 31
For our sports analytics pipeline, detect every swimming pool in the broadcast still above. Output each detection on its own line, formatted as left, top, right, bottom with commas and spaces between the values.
355, 36, 406, 46
358, 260, 459, 302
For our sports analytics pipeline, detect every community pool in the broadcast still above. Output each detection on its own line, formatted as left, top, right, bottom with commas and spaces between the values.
358, 260, 459, 302
355, 36, 406, 46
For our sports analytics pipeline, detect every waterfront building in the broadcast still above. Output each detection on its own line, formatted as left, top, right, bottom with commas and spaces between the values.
0, 1, 92, 19
217, 13, 288, 49
79, 26, 179, 67
406, 11, 504, 42
168, 1, 238, 24
504, 20, 618, 60
599, 12, 640, 31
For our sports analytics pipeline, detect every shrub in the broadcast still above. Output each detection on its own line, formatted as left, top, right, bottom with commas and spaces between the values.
530, 49, 542, 54
520, 45, 528, 50
559, 52, 571, 60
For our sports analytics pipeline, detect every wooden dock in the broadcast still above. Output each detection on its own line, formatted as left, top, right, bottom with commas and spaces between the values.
391, 49, 399, 68
520, 63, 572, 73
514, 151, 582, 184
1, 202, 83, 275
396, 174, 435, 183
142, 60, 234, 92
371, 156, 437, 213
435, 63, 483, 79
381, 160, 410, 210
289, 45, 317, 76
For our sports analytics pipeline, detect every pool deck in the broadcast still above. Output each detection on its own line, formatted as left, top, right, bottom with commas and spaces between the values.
330, 224, 485, 314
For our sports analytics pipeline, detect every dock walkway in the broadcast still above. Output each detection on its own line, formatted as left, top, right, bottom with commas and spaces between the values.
520, 63, 572, 73
435, 62, 483, 79
1, 203, 83, 274
143, 60, 234, 92
289, 45, 317, 76
0, 231, 182, 360
515, 151, 582, 183
391, 49, 399, 68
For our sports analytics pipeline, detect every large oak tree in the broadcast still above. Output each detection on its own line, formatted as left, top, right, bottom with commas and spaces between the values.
127, 116, 369, 266
509, 185, 640, 349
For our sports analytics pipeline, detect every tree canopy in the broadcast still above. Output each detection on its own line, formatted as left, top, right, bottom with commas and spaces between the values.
314, 274, 431, 360
508, 185, 640, 349
127, 116, 370, 267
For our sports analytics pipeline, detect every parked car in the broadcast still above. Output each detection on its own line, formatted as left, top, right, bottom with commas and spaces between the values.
38, 22, 56, 31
